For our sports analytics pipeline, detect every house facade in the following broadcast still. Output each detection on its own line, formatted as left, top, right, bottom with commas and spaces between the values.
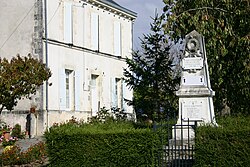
0, 0, 136, 137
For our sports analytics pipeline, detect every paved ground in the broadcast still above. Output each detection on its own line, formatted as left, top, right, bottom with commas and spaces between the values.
15, 137, 45, 152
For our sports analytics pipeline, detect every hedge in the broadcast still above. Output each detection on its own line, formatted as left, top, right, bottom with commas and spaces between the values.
45, 122, 159, 167
194, 116, 250, 167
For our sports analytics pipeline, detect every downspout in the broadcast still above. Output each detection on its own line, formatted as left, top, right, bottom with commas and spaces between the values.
131, 20, 134, 51
131, 19, 135, 119
44, 0, 49, 129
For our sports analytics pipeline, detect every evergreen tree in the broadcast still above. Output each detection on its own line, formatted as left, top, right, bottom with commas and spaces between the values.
124, 14, 179, 121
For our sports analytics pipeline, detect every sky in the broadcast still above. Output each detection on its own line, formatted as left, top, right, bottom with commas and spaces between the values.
115, 0, 165, 49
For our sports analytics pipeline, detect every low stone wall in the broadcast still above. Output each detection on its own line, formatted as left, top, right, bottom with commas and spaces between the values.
1, 110, 29, 133
47, 110, 91, 126
1, 110, 92, 137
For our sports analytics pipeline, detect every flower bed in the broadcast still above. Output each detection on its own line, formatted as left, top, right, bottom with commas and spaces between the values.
0, 122, 25, 148
1, 136, 18, 147
0, 141, 47, 166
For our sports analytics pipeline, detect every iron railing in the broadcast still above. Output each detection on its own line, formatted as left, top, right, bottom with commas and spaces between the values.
154, 116, 197, 167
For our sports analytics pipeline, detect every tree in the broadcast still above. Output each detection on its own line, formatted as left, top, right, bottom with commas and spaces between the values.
0, 54, 51, 114
124, 14, 180, 121
163, 0, 250, 115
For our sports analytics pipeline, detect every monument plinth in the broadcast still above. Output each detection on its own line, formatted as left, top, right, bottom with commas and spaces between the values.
173, 30, 216, 141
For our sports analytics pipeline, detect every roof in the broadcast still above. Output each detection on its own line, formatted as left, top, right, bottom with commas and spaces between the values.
98, 0, 137, 18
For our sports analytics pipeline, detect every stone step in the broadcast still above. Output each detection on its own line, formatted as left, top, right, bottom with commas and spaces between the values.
169, 139, 195, 146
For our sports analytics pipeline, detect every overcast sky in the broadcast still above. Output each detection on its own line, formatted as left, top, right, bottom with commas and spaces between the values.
115, 0, 165, 49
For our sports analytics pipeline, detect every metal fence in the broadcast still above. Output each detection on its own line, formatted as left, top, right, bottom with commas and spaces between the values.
153, 116, 197, 167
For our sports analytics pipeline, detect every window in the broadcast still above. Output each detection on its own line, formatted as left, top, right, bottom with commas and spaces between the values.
90, 75, 99, 116
122, 80, 129, 112
91, 13, 99, 50
60, 69, 77, 111
115, 78, 120, 107
65, 70, 70, 109
65, 70, 74, 110
111, 78, 122, 108
64, 2, 73, 44
59, 69, 76, 111
114, 21, 121, 56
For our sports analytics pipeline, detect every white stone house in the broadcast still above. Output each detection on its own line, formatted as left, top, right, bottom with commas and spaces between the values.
0, 0, 136, 137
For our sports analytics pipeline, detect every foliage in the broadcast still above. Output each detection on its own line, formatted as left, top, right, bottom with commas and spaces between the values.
0, 120, 7, 131
163, 0, 250, 115
51, 115, 135, 134
23, 141, 47, 164
0, 145, 20, 166
0, 122, 25, 148
11, 124, 25, 139
88, 107, 112, 123
1, 136, 18, 147
0, 141, 47, 166
111, 107, 130, 121
124, 14, 180, 121
45, 120, 159, 167
0, 121, 16, 147
194, 116, 250, 166
0, 124, 11, 133
0, 54, 51, 114
88, 107, 132, 124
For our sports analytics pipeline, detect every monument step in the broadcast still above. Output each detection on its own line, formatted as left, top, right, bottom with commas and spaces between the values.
168, 139, 195, 147
161, 145, 195, 162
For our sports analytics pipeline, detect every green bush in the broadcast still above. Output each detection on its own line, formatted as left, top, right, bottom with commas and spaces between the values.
194, 116, 250, 167
1, 137, 17, 147
11, 124, 25, 139
45, 121, 159, 167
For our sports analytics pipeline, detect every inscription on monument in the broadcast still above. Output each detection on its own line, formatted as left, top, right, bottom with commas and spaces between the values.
182, 57, 203, 70
182, 100, 204, 120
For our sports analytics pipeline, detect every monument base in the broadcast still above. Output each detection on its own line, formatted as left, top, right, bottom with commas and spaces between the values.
172, 124, 195, 142
172, 95, 216, 141
177, 96, 216, 125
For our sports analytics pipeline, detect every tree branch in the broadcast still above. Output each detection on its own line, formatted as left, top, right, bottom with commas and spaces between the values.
177, 6, 234, 18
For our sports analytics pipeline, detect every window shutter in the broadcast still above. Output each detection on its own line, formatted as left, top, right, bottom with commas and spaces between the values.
110, 78, 117, 108
74, 71, 81, 111
114, 21, 121, 56
64, 2, 72, 44
91, 13, 99, 50
59, 69, 66, 111
122, 80, 128, 112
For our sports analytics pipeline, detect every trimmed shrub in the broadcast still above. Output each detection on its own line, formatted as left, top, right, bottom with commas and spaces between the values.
45, 122, 159, 167
11, 124, 25, 139
194, 116, 250, 167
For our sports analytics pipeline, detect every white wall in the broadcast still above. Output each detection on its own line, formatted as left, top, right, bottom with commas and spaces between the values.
0, 0, 35, 58
43, 0, 135, 127
0, 0, 135, 134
